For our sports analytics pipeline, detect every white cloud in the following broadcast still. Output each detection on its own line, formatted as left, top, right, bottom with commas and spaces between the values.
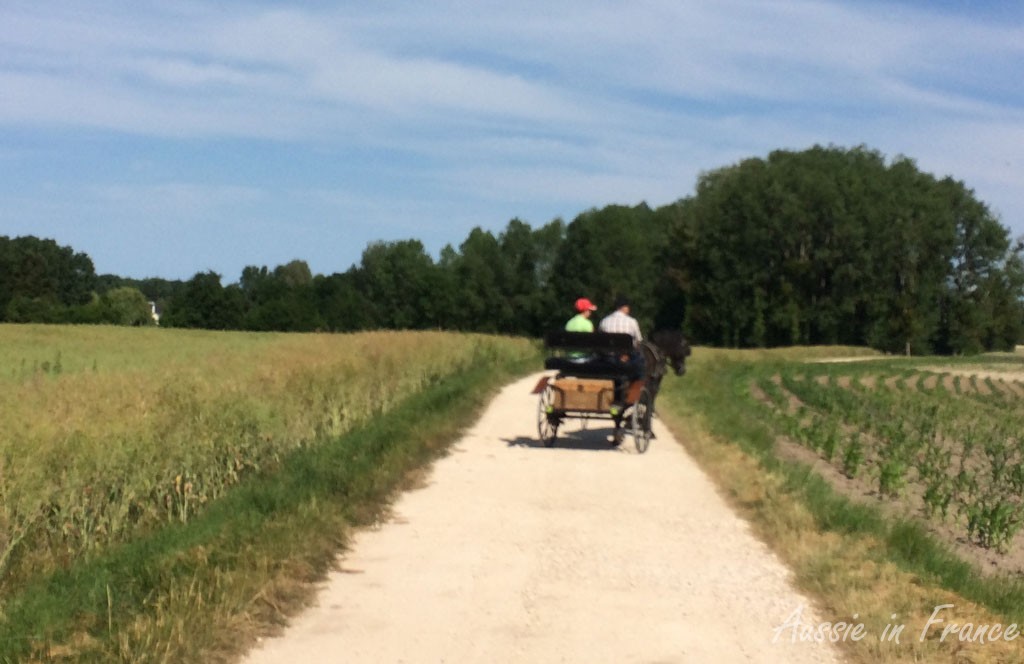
1, 0, 1023, 276
2, 1, 1018, 134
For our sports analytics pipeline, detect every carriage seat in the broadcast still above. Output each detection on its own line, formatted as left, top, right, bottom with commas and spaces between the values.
543, 331, 638, 379
543, 356, 627, 377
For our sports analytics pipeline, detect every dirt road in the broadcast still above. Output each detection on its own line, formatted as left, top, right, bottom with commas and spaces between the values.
242, 373, 841, 663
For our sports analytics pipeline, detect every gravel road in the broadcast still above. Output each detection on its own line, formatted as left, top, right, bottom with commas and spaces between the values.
242, 373, 842, 663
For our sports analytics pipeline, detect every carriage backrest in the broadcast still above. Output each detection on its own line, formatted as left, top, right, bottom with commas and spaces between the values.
543, 330, 635, 354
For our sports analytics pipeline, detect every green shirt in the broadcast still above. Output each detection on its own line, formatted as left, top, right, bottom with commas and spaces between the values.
565, 314, 594, 333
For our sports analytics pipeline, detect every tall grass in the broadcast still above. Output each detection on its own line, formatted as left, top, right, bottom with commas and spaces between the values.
0, 330, 539, 662
0, 325, 537, 598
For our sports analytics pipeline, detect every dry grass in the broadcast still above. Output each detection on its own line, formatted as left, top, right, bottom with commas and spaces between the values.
0, 324, 540, 662
0, 325, 536, 594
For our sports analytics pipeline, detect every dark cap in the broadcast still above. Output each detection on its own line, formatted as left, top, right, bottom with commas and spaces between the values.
613, 295, 631, 309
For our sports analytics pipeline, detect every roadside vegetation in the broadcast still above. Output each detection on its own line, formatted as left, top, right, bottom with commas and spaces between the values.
659, 347, 1024, 663
0, 324, 539, 662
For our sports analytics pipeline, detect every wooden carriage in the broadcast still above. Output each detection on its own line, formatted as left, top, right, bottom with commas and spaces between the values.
532, 331, 654, 452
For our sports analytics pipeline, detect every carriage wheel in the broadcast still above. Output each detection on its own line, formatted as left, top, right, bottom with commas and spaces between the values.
631, 388, 653, 454
537, 383, 559, 447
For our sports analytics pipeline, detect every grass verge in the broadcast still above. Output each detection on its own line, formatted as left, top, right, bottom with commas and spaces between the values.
658, 349, 1024, 663
0, 349, 537, 663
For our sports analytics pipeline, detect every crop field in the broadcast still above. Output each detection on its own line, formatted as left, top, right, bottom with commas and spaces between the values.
653, 348, 1024, 663
751, 354, 1024, 574
0, 325, 537, 603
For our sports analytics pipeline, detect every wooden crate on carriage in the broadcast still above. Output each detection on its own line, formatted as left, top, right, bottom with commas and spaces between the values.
551, 377, 616, 411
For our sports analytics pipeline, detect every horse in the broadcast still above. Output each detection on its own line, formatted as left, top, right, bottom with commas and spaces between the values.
639, 329, 692, 403
649, 329, 691, 376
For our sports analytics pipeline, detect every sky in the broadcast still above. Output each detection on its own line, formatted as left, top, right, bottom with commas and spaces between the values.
1, 1, 1022, 281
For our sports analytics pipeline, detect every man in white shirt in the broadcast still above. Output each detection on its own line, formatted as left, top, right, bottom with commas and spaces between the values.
598, 296, 642, 345
598, 296, 645, 413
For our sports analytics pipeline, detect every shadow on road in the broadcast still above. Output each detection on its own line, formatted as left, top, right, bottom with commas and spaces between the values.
504, 425, 626, 452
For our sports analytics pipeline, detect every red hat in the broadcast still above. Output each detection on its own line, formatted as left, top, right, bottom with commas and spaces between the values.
575, 297, 597, 312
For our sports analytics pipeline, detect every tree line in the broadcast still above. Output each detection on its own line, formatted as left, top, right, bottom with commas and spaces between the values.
0, 236, 158, 326
2, 145, 1021, 354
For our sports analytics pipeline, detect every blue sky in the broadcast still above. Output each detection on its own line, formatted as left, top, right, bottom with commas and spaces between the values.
1, 1, 1022, 281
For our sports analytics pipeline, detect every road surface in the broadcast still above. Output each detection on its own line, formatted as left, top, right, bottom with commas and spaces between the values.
243, 373, 841, 663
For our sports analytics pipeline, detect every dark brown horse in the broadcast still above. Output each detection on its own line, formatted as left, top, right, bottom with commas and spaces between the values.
640, 329, 692, 402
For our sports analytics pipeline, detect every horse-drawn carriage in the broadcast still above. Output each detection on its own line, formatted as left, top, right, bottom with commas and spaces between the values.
532, 330, 690, 453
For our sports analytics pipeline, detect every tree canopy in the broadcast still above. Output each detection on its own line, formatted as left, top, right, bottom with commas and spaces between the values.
3, 145, 1021, 354
666, 146, 1022, 353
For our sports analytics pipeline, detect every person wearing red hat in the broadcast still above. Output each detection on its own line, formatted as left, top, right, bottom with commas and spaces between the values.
565, 297, 597, 332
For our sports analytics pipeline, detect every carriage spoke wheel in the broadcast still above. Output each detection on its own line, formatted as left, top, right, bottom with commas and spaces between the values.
537, 383, 559, 447
631, 388, 653, 454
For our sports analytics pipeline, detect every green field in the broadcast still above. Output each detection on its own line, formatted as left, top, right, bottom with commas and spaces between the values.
659, 347, 1024, 663
0, 324, 538, 662
761, 359, 1024, 555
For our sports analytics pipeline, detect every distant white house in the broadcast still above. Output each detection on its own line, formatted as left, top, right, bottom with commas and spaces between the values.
148, 301, 161, 325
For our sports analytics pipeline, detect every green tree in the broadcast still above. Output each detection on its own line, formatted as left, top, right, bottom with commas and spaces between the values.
356, 240, 440, 329
0, 235, 96, 321
239, 261, 322, 331
161, 272, 245, 330
101, 287, 154, 326
275, 259, 314, 288
445, 228, 509, 332
4, 295, 65, 323
662, 145, 1021, 353
315, 269, 377, 332
435, 218, 567, 336
937, 179, 1022, 354
552, 204, 670, 334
